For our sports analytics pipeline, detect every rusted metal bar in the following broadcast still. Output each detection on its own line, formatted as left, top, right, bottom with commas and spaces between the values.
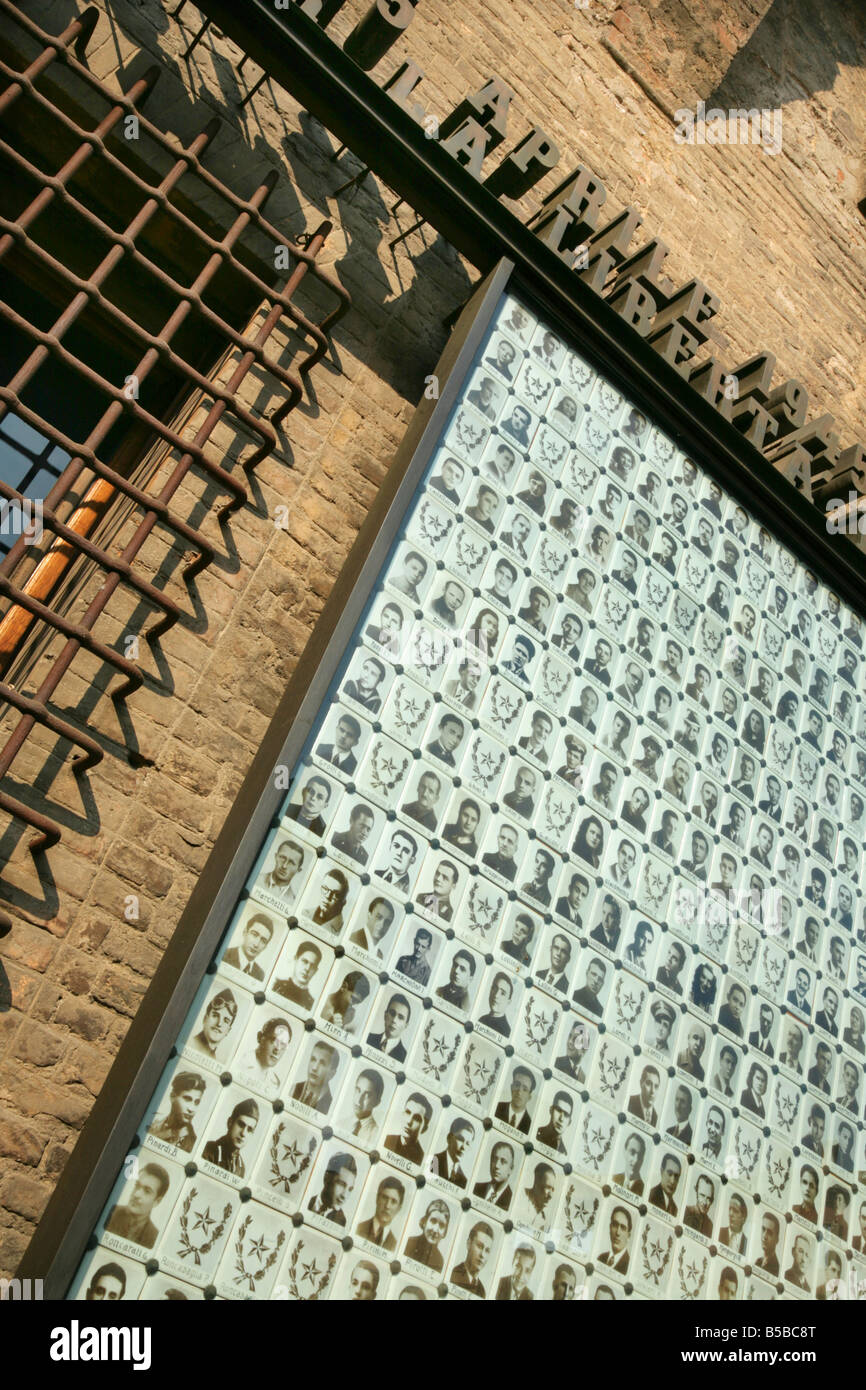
0, 0, 352, 862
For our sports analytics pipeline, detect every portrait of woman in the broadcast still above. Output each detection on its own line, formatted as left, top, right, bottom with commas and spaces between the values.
776, 689, 799, 729
573, 814, 605, 868
690, 962, 717, 1015
465, 607, 500, 661
741, 707, 767, 751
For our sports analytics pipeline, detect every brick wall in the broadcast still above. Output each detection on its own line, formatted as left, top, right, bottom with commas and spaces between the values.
1, 0, 865, 1278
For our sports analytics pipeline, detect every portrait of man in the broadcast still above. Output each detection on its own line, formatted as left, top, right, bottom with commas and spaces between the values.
320, 969, 371, 1033
291, 1040, 338, 1114
666, 1084, 694, 1144
778, 1021, 804, 1074
536, 1091, 573, 1153
569, 683, 599, 733
239, 1016, 293, 1097
105, 1163, 170, 1248
718, 1192, 748, 1255
785, 1233, 812, 1293
572, 956, 606, 1017
521, 846, 556, 907
374, 828, 418, 892
516, 1162, 558, 1232
500, 510, 534, 561
365, 599, 404, 655
555, 1019, 591, 1084
597, 1206, 632, 1274
711, 1043, 738, 1098
656, 939, 686, 995
473, 1140, 515, 1210
286, 774, 332, 837
589, 894, 621, 952
450, 1221, 495, 1298
754, 1210, 780, 1276
258, 837, 305, 903
793, 1163, 819, 1223
677, 1021, 706, 1081
366, 992, 412, 1062
356, 1173, 405, 1251
304, 867, 349, 934
505, 761, 539, 816
85, 1264, 127, 1301
486, 556, 518, 609
197, 1089, 260, 1180
390, 550, 428, 601
801, 1102, 826, 1159
346, 1068, 384, 1145
148, 1070, 206, 1152
613, 1131, 647, 1195
628, 1065, 660, 1127
555, 871, 589, 927
416, 861, 460, 924
478, 971, 514, 1036
444, 657, 483, 710
831, 1120, 855, 1173
272, 939, 322, 1010
646, 998, 675, 1055
190, 987, 238, 1059
649, 1152, 682, 1215
395, 926, 434, 986
496, 1244, 536, 1301
348, 895, 395, 959
481, 823, 520, 881
348, 1260, 380, 1301
815, 984, 840, 1037
517, 584, 552, 634
535, 932, 572, 993
402, 769, 443, 832
435, 948, 476, 1011
384, 1092, 433, 1165
331, 803, 376, 866
466, 483, 500, 534
404, 1198, 450, 1271
817, 1250, 844, 1302
683, 1173, 715, 1238
700, 1105, 726, 1162
495, 1065, 536, 1134
430, 1115, 475, 1188
429, 454, 465, 502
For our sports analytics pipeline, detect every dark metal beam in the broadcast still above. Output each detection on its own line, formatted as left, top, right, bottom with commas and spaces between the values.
194, 0, 866, 609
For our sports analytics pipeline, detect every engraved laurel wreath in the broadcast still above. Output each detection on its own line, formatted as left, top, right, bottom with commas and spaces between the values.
564, 1185, 598, 1248
771, 1083, 797, 1137
421, 1016, 461, 1082
464, 882, 505, 938
287, 1240, 336, 1301
233, 1214, 286, 1293
415, 500, 453, 551
733, 925, 759, 972
392, 686, 432, 740
539, 656, 570, 702
369, 740, 410, 793
453, 529, 489, 578
579, 1111, 615, 1171
177, 1189, 233, 1265
469, 735, 506, 792
596, 1040, 628, 1102
765, 1144, 792, 1198
640, 1225, 674, 1285
697, 614, 724, 660
541, 787, 576, 838
733, 1126, 760, 1180
677, 1246, 708, 1299
613, 976, 644, 1033
452, 409, 486, 455
269, 1124, 317, 1195
522, 998, 557, 1055
489, 679, 523, 734
538, 535, 569, 584
461, 1042, 501, 1103
671, 593, 698, 637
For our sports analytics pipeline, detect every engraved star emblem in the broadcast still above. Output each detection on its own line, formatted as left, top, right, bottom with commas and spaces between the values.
192, 1206, 216, 1236
430, 1032, 448, 1057
300, 1257, 322, 1284
649, 1237, 665, 1262
281, 1139, 303, 1167
248, 1234, 270, 1263
400, 696, 422, 724
473, 1059, 492, 1084
685, 1259, 700, 1283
